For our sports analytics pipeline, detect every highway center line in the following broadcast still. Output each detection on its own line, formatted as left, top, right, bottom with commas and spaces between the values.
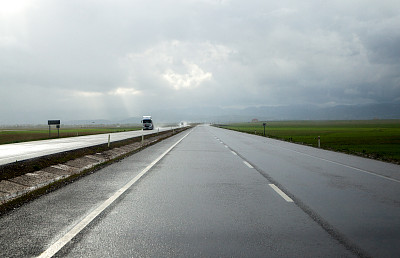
38, 130, 192, 258
231, 151, 237, 156
269, 184, 294, 202
243, 161, 254, 168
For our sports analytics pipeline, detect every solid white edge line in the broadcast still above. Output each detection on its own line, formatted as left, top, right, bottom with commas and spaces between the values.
38, 131, 191, 258
269, 184, 294, 202
243, 161, 254, 168
273, 144, 400, 184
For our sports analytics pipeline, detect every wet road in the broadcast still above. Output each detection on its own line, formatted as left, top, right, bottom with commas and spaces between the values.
1, 125, 399, 257
0, 127, 176, 166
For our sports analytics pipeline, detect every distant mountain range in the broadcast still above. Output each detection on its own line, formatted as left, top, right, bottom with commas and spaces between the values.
62, 102, 400, 125
217, 102, 400, 122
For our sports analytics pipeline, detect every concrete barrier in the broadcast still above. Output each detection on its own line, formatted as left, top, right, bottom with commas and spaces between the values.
0, 127, 189, 207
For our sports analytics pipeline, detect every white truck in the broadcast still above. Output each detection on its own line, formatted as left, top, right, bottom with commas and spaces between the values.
141, 116, 154, 130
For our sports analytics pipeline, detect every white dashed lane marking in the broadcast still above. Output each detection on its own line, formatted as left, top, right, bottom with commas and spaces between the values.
243, 161, 254, 168
269, 184, 294, 202
218, 139, 293, 203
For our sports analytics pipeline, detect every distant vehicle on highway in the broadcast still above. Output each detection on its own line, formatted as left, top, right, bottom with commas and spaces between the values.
141, 116, 154, 130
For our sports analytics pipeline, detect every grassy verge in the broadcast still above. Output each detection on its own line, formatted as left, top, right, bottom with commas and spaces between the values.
216, 120, 400, 164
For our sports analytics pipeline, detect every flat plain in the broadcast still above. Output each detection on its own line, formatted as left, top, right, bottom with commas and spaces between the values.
218, 120, 400, 164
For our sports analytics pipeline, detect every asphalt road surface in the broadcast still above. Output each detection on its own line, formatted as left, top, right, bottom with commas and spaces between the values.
0, 125, 399, 257
0, 127, 176, 166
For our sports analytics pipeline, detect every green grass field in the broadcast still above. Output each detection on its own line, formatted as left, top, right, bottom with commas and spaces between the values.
217, 120, 400, 164
0, 126, 142, 145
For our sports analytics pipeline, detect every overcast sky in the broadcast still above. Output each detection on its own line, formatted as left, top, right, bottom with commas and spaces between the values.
1, 0, 399, 124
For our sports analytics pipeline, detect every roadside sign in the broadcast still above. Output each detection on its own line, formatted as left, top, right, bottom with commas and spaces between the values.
48, 120, 61, 137
48, 120, 60, 125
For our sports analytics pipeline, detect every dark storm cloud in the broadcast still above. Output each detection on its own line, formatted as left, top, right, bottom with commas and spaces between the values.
0, 0, 399, 123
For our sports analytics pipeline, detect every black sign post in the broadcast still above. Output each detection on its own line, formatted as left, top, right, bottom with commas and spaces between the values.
56, 124, 60, 137
263, 123, 266, 136
48, 120, 61, 138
